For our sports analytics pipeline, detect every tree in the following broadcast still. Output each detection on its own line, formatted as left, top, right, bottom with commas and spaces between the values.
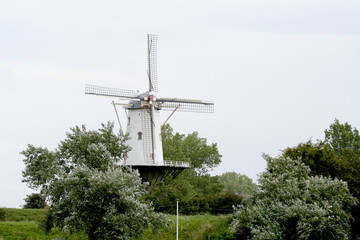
283, 140, 340, 178
219, 172, 258, 198
324, 119, 360, 159
23, 193, 47, 209
283, 119, 360, 237
231, 155, 357, 240
161, 124, 221, 174
21, 122, 167, 240
147, 124, 223, 213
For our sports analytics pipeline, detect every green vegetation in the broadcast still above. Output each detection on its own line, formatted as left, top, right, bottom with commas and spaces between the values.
15, 119, 360, 239
148, 125, 252, 215
1, 208, 45, 222
219, 171, 258, 197
21, 122, 167, 240
23, 193, 48, 209
132, 214, 233, 240
283, 119, 360, 237
0, 208, 232, 240
232, 155, 357, 239
0, 208, 86, 239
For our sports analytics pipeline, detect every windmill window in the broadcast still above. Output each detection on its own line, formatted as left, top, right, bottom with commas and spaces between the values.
137, 131, 143, 140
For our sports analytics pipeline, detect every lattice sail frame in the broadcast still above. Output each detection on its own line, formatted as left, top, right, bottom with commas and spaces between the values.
141, 111, 154, 164
85, 84, 139, 99
148, 34, 158, 93
160, 101, 214, 113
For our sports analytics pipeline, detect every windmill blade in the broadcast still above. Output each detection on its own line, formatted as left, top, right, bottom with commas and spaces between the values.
147, 34, 158, 93
141, 110, 154, 164
161, 101, 214, 113
85, 84, 140, 99
158, 97, 213, 105
148, 102, 156, 161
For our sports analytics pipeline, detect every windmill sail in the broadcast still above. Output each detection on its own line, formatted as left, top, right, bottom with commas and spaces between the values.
160, 101, 214, 113
147, 34, 158, 93
85, 84, 139, 99
141, 110, 155, 164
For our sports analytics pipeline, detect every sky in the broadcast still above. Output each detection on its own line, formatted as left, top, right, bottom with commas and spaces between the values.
1, 0, 360, 208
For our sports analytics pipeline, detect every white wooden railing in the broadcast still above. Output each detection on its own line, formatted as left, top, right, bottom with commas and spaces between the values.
163, 160, 190, 168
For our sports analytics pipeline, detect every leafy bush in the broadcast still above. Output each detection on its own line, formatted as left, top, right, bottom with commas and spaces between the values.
151, 190, 242, 215
21, 123, 168, 240
23, 193, 47, 209
0, 208, 5, 221
232, 155, 358, 240
207, 228, 235, 240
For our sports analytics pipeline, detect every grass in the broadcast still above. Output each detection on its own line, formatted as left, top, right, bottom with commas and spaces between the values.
0, 208, 234, 240
138, 214, 233, 240
1, 208, 46, 222
0, 208, 86, 240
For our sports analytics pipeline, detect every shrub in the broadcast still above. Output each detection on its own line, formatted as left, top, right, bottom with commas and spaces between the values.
23, 193, 47, 209
0, 208, 5, 221
232, 155, 358, 240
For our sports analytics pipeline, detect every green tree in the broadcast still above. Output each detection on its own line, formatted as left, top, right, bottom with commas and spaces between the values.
21, 122, 167, 240
324, 119, 360, 159
23, 193, 47, 209
0, 208, 5, 221
162, 124, 221, 174
283, 119, 360, 237
283, 140, 340, 178
231, 155, 357, 240
219, 172, 258, 198
147, 124, 223, 213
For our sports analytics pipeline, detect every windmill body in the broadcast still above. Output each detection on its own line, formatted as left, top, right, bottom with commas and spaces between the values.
125, 93, 164, 166
85, 34, 214, 188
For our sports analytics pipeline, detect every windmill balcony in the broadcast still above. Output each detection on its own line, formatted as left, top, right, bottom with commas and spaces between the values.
163, 160, 190, 168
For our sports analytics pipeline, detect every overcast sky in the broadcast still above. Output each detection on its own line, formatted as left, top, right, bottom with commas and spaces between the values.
1, 0, 360, 208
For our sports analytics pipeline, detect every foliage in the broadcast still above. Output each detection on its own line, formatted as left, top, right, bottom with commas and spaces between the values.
324, 119, 360, 159
148, 172, 228, 214
149, 180, 242, 215
219, 171, 258, 198
0, 208, 5, 221
283, 140, 340, 178
0, 208, 46, 222
161, 124, 222, 174
0, 209, 233, 240
205, 216, 236, 240
148, 124, 224, 214
207, 227, 236, 240
23, 193, 48, 209
283, 119, 360, 237
44, 166, 168, 240
0, 221, 87, 240
22, 123, 129, 192
138, 214, 233, 240
231, 155, 358, 240
0, 208, 86, 239
180, 191, 242, 215
21, 122, 167, 240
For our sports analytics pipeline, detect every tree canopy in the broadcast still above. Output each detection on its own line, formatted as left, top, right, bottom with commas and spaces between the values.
219, 171, 258, 198
21, 122, 167, 240
147, 124, 239, 214
231, 155, 357, 240
324, 119, 360, 158
161, 124, 222, 174
282, 119, 360, 237
23, 193, 47, 209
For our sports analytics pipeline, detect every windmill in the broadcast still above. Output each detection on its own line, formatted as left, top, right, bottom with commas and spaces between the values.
85, 34, 214, 189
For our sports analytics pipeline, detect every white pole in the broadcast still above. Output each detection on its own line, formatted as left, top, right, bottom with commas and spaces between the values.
176, 199, 179, 240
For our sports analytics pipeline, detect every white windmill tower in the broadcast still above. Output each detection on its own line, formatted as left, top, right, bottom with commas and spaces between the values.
85, 34, 214, 189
